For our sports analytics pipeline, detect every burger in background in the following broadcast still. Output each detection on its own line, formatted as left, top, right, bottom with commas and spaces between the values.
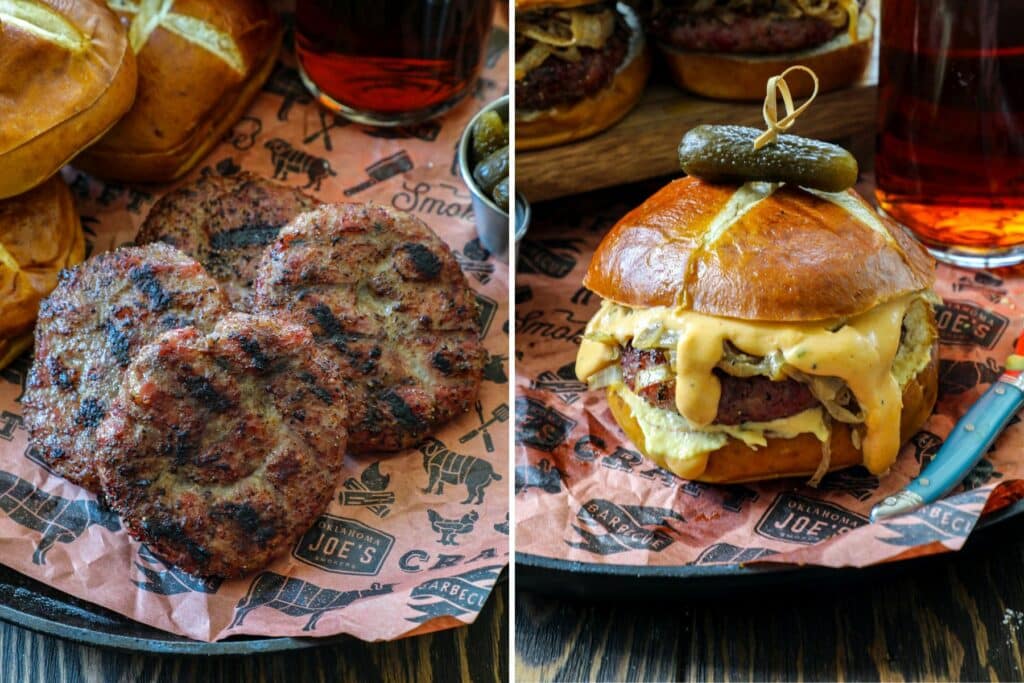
647, 0, 872, 100
515, 1, 651, 150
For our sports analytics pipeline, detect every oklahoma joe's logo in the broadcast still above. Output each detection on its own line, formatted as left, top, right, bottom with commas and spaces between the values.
935, 300, 1008, 348
567, 499, 685, 555
755, 493, 868, 545
292, 514, 394, 575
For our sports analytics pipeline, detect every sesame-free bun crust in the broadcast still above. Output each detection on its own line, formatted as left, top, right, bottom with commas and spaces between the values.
516, 5, 651, 151
75, 0, 282, 182
606, 348, 938, 483
0, 0, 136, 198
659, 12, 874, 101
584, 177, 935, 321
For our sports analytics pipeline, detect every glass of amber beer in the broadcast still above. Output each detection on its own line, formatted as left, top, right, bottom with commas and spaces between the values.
875, 0, 1024, 267
295, 0, 496, 127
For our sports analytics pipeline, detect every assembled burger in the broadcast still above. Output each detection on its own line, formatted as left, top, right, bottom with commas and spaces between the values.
575, 176, 938, 483
647, 0, 871, 100
515, 0, 651, 150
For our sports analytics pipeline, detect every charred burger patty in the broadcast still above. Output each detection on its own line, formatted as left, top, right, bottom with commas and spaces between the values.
648, 0, 855, 53
516, 2, 630, 111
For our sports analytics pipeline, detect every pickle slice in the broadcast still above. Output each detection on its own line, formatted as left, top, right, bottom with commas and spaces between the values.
472, 111, 508, 163
492, 177, 510, 212
473, 146, 509, 195
678, 125, 858, 192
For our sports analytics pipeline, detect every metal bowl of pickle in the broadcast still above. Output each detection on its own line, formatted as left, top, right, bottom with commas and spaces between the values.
458, 94, 513, 258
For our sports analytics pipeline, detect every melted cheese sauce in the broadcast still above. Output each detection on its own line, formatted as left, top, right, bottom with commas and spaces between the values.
578, 293, 925, 476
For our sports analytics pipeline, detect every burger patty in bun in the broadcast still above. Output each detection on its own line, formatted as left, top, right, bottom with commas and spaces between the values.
516, 4, 631, 111
514, 1, 651, 150
649, 4, 845, 53
576, 177, 939, 485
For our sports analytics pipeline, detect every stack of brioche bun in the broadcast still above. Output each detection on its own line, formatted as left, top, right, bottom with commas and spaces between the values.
0, 0, 281, 369
75, 0, 283, 182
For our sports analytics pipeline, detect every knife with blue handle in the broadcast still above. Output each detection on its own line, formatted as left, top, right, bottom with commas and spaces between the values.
870, 348, 1024, 523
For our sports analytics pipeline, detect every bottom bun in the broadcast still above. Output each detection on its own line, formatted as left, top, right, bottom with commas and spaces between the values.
606, 349, 938, 484
516, 44, 651, 151
658, 12, 874, 101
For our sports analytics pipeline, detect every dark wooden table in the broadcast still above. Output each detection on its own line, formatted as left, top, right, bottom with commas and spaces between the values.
0, 582, 506, 682
516, 515, 1024, 681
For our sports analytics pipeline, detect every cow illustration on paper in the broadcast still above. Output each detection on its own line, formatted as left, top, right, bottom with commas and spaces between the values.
567, 499, 685, 555
406, 564, 503, 624
427, 509, 478, 546
0, 471, 121, 564
419, 438, 502, 504
230, 573, 395, 632
264, 138, 337, 191
134, 544, 222, 596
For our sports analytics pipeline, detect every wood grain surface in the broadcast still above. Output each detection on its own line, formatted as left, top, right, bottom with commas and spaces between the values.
0, 582, 506, 683
515, 516, 1024, 682
516, 1, 880, 202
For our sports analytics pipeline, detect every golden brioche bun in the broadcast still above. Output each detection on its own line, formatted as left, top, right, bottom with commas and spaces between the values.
607, 350, 938, 484
0, 0, 137, 199
516, 5, 651, 151
75, 0, 282, 183
0, 175, 85, 370
584, 176, 935, 321
658, 12, 874, 101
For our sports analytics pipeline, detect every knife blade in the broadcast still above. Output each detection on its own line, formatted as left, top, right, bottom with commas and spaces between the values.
870, 335, 1024, 523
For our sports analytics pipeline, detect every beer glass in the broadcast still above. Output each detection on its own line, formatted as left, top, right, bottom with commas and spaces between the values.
875, 0, 1024, 268
295, 0, 496, 127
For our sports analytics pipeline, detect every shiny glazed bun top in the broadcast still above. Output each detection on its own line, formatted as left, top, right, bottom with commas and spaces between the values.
584, 176, 935, 321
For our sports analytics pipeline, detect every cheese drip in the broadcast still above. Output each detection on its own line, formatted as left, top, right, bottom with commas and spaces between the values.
578, 293, 921, 475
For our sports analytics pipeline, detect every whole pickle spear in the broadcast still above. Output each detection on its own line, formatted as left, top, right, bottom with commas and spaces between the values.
679, 124, 858, 193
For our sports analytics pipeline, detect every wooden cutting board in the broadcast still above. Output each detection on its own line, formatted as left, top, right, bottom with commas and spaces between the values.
516, 6, 880, 202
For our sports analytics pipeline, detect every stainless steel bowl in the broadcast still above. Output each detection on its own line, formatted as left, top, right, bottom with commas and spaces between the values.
458, 95, 511, 259
514, 191, 530, 267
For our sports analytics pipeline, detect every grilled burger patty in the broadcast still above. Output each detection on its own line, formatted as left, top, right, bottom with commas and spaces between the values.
620, 344, 819, 424
253, 203, 486, 452
98, 314, 348, 579
23, 243, 230, 493
136, 173, 320, 310
516, 7, 630, 111
648, 7, 841, 53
